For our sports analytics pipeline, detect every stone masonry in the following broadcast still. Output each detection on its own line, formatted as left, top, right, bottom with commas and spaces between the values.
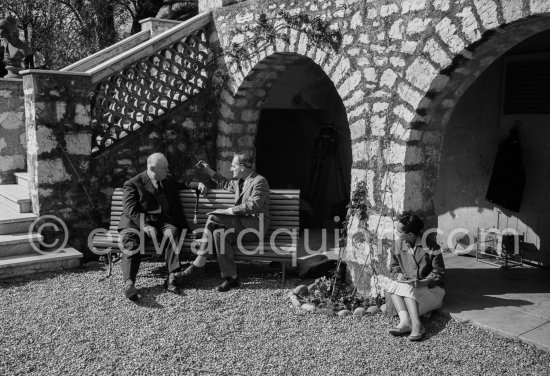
0, 78, 26, 184
206, 0, 550, 288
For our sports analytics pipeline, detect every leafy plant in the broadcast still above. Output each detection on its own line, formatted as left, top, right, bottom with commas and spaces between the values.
225, 11, 342, 68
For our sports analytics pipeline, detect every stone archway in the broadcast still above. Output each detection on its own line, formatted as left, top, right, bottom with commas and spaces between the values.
214, 52, 353, 229
410, 16, 550, 265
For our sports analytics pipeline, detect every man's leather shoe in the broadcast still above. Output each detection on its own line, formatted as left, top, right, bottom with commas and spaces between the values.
124, 282, 138, 301
180, 264, 201, 277
164, 278, 182, 294
216, 277, 242, 292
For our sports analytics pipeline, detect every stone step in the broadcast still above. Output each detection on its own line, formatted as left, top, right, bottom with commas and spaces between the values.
0, 202, 37, 234
0, 232, 44, 257
14, 172, 30, 189
0, 184, 31, 213
0, 247, 83, 279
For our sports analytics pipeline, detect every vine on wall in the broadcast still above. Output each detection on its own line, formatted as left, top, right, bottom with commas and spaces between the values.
225, 11, 342, 67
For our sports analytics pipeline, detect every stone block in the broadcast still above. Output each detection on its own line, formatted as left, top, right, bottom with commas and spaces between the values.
367, 215, 395, 240
351, 11, 363, 29
241, 109, 259, 122
401, 0, 427, 13
393, 105, 415, 123
0, 155, 25, 172
332, 58, 351, 85
473, 0, 499, 29
406, 57, 437, 92
64, 132, 92, 156
371, 115, 386, 136
349, 103, 369, 120
38, 159, 72, 184
363, 67, 377, 82
457, 7, 482, 43
530, 0, 550, 12
74, 104, 90, 126
397, 82, 423, 108
389, 20, 404, 40
399, 43, 416, 56
383, 142, 407, 165
350, 119, 367, 140
501, 0, 523, 22
433, 0, 450, 11
406, 18, 432, 34
422, 38, 451, 68
344, 91, 365, 109
373, 102, 389, 113
435, 18, 465, 54
380, 4, 399, 17
352, 141, 367, 162
366, 170, 375, 207
337, 71, 362, 101
0, 112, 23, 130
380, 69, 398, 88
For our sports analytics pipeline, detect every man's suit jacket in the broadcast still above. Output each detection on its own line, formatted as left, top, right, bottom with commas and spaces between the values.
211, 171, 270, 229
118, 171, 188, 231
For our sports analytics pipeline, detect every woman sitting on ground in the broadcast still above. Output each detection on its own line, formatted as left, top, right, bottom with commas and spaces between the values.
386, 212, 445, 341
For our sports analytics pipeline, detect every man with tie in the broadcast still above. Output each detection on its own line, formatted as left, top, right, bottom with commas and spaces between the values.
118, 152, 206, 301
182, 153, 270, 292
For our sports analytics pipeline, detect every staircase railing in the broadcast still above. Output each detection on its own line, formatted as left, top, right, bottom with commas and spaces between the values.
86, 12, 212, 154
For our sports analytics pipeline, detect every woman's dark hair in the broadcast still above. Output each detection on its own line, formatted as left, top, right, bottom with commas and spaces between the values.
397, 212, 424, 236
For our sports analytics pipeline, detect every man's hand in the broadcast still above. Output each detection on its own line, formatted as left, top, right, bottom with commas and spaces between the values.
195, 160, 215, 177
197, 182, 208, 196
396, 273, 406, 281
143, 224, 157, 239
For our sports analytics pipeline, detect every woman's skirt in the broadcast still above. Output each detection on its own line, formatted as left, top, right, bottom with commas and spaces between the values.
386, 281, 445, 316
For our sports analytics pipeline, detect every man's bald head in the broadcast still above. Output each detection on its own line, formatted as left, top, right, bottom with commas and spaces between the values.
147, 152, 169, 181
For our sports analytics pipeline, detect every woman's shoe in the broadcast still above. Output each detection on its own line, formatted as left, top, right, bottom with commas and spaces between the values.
408, 327, 426, 341
388, 326, 411, 336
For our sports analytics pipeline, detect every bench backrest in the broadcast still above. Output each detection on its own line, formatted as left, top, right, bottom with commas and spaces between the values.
108, 188, 300, 237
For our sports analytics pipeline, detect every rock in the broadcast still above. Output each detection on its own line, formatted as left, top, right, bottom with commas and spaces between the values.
307, 283, 317, 294
337, 309, 352, 317
380, 304, 387, 313
367, 305, 381, 314
353, 307, 367, 317
315, 309, 336, 317
293, 285, 309, 296
289, 295, 302, 308
301, 303, 316, 313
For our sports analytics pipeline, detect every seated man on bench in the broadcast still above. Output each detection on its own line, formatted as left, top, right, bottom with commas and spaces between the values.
182, 153, 270, 292
119, 152, 206, 301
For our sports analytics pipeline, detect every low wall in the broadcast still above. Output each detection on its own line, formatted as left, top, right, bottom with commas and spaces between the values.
0, 78, 26, 184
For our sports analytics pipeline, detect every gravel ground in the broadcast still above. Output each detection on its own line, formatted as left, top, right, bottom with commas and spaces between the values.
1, 261, 549, 376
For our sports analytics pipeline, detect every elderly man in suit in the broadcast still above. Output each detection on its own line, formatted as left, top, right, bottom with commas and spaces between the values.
118, 152, 206, 301
182, 153, 270, 292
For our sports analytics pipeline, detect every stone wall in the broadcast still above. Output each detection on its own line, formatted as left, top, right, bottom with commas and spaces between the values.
24, 71, 96, 256
0, 79, 26, 184
206, 0, 550, 288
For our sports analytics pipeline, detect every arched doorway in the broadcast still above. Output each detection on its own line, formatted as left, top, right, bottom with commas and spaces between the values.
434, 25, 550, 266
254, 57, 352, 230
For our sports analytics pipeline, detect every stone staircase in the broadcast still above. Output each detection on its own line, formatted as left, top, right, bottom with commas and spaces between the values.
0, 172, 82, 279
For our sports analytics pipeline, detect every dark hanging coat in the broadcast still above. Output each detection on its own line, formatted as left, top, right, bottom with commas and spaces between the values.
485, 128, 525, 212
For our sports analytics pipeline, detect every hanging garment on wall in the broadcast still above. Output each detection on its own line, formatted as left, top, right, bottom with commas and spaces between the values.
485, 127, 525, 212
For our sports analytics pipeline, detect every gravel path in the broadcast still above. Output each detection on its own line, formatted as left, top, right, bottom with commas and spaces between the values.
1, 261, 549, 376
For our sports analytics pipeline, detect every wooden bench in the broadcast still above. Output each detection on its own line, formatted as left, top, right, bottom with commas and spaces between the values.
92, 188, 300, 283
